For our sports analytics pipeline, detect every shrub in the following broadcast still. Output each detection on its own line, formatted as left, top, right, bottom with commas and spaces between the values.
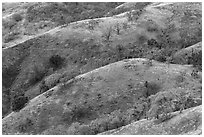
115, 44, 125, 61
102, 25, 113, 41
42, 72, 65, 91
144, 81, 161, 97
49, 55, 65, 70
115, 22, 121, 35
12, 13, 23, 22
11, 95, 28, 112
39, 80, 49, 93
137, 35, 147, 44
147, 48, 167, 63
147, 39, 160, 48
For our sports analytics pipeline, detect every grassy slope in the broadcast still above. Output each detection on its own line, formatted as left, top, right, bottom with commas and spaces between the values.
2, 2, 122, 48
2, 2, 202, 118
100, 105, 202, 135
2, 58, 201, 134
2, 2, 202, 133
173, 42, 202, 64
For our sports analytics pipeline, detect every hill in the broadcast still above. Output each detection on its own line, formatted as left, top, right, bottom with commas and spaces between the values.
2, 2, 202, 135
2, 2, 123, 48
2, 2, 202, 117
2, 58, 202, 134
173, 42, 202, 70
100, 105, 202, 135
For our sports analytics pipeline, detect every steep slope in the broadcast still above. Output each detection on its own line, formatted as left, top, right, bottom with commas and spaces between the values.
100, 105, 202, 135
2, 58, 202, 135
173, 42, 202, 67
2, 2, 202, 121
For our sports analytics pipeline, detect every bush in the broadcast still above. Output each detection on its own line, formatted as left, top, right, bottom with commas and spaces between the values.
102, 25, 113, 41
147, 39, 160, 48
41, 72, 65, 92
39, 80, 49, 93
146, 48, 167, 63
12, 13, 23, 22
49, 55, 65, 70
144, 81, 161, 97
11, 95, 28, 112
115, 22, 121, 35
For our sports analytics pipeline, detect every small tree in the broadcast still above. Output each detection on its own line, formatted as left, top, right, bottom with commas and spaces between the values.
12, 13, 23, 22
49, 55, 65, 70
115, 22, 121, 35
102, 25, 113, 41
166, 56, 173, 68
115, 44, 125, 61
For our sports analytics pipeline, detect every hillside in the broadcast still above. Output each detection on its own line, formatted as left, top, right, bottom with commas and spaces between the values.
2, 2, 123, 48
2, 58, 202, 134
173, 42, 202, 69
100, 105, 202, 135
2, 2, 202, 135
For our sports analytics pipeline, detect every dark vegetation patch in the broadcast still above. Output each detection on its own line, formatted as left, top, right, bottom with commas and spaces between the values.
26, 2, 123, 25
11, 94, 28, 112
12, 13, 23, 22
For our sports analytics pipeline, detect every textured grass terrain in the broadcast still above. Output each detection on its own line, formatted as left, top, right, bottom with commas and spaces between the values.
2, 2, 202, 135
2, 58, 202, 134
100, 105, 202, 135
